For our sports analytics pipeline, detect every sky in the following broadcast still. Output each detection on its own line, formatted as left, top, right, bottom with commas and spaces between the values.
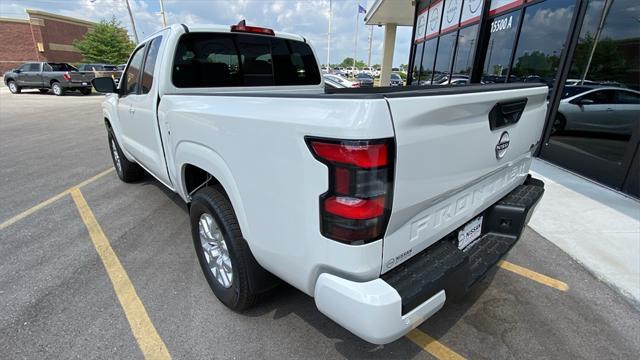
0, 0, 413, 67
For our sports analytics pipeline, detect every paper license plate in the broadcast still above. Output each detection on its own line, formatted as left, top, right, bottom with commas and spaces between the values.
458, 216, 483, 250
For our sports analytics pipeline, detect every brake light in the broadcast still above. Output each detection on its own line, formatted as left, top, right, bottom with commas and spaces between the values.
307, 137, 395, 244
63, 72, 71, 81
230, 24, 275, 36
351, 83, 360, 88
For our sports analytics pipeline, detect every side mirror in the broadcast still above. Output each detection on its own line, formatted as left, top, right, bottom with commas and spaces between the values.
92, 76, 118, 94
14, 69, 21, 73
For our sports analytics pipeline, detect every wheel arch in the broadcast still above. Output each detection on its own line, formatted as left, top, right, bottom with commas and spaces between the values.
175, 142, 251, 242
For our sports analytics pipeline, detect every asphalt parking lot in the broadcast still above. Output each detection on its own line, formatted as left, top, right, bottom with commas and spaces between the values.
1, 88, 639, 359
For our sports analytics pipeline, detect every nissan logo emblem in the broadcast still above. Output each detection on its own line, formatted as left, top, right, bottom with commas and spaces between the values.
495, 131, 510, 159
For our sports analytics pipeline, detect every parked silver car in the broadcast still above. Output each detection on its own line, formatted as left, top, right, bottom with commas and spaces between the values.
553, 86, 640, 135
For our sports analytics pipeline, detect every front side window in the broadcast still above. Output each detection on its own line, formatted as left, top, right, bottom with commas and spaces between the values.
142, 36, 163, 94
122, 46, 146, 96
172, 33, 320, 88
581, 90, 615, 104
18, 64, 31, 72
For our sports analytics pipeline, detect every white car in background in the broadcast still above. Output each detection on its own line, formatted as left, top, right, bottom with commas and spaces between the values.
323, 74, 359, 88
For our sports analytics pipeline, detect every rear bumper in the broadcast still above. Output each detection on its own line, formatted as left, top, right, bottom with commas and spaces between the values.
314, 176, 544, 344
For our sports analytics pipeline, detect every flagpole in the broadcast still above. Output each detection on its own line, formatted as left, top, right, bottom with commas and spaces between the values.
353, 9, 359, 70
327, 0, 332, 68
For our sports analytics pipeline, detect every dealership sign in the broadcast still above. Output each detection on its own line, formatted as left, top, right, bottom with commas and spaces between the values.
414, 7, 428, 42
441, 0, 463, 33
424, 0, 443, 40
460, 0, 484, 26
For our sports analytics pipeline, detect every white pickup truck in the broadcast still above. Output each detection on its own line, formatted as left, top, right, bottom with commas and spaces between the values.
92, 23, 546, 344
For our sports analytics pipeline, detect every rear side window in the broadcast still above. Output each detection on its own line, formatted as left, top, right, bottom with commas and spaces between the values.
28, 63, 41, 71
141, 36, 163, 94
172, 33, 320, 88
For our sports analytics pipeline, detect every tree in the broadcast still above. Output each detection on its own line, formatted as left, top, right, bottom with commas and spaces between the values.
339, 57, 366, 68
74, 17, 135, 64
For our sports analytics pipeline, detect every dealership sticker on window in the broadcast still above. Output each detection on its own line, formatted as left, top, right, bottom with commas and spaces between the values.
460, 0, 484, 26
425, 0, 444, 40
441, 0, 463, 33
490, 15, 514, 33
414, 7, 429, 42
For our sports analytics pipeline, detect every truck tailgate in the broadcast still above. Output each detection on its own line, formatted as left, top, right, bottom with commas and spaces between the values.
69, 71, 94, 83
381, 85, 548, 273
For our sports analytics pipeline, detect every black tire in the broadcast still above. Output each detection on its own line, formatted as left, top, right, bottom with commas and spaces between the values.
107, 129, 144, 182
552, 113, 566, 135
190, 187, 257, 312
80, 88, 92, 95
7, 80, 21, 94
39, 89, 49, 94
51, 82, 64, 96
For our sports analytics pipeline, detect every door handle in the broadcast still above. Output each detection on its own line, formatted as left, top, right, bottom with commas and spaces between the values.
606, 108, 614, 112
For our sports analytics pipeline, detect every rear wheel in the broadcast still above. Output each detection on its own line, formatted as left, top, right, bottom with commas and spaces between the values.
8, 81, 20, 94
51, 82, 64, 96
190, 187, 257, 311
107, 129, 144, 182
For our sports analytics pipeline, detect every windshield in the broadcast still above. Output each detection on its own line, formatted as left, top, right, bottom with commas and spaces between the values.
356, 73, 371, 79
390, 74, 401, 80
562, 86, 593, 99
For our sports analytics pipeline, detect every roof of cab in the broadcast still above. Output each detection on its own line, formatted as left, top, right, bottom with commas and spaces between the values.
171, 23, 305, 42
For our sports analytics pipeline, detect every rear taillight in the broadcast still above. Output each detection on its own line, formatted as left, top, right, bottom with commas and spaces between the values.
63, 72, 71, 81
307, 137, 394, 244
351, 83, 360, 88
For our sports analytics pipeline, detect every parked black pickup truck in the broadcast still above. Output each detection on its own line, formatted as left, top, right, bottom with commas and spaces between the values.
3, 62, 94, 96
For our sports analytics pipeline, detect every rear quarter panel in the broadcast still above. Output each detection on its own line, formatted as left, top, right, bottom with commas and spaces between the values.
158, 94, 395, 295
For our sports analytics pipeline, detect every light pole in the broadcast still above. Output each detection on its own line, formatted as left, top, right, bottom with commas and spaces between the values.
159, 0, 167, 27
125, 0, 139, 43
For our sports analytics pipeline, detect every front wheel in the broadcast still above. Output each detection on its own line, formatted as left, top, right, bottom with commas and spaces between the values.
51, 82, 64, 96
190, 187, 257, 312
8, 81, 20, 94
107, 129, 144, 182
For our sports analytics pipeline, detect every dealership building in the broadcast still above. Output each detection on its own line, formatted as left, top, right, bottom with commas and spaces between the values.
367, 0, 639, 198
0, 9, 96, 73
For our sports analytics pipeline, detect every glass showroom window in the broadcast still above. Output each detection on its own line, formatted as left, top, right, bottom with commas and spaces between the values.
433, 31, 457, 84
419, 39, 439, 85
482, 9, 521, 83
411, 42, 425, 84
451, 24, 479, 77
543, 0, 640, 196
509, 0, 576, 85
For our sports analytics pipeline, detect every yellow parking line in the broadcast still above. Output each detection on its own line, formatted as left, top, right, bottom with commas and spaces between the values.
70, 188, 171, 359
406, 328, 466, 360
498, 260, 569, 291
0, 168, 114, 230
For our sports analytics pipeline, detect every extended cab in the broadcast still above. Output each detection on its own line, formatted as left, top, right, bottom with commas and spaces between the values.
4, 62, 93, 95
92, 23, 546, 344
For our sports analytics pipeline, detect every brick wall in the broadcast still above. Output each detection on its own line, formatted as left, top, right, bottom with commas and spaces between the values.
0, 20, 39, 73
39, 17, 91, 63
0, 11, 95, 73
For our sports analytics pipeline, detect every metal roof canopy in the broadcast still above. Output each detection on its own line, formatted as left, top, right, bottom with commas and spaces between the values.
365, 0, 415, 26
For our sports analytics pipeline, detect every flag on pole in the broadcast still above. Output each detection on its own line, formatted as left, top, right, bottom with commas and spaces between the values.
358, 4, 366, 14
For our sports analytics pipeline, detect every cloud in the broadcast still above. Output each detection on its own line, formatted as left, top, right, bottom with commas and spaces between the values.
0, 0, 412, 66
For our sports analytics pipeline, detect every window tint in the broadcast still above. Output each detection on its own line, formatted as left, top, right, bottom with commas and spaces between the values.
142, 36, 163, 94
48, 63, 76, 71
28, 63, 41, 71
482, 10, 521, 82
452, 24, 478, 76
617, 90, 640, 104
172, 33, 320, 88
581, 90, 615, 104
122, 46, 145, 96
